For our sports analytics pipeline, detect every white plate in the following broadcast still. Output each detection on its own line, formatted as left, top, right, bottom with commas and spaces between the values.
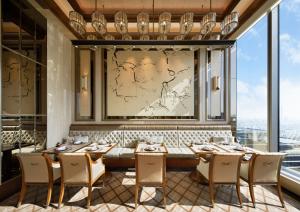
85, 146, 98, 152
56, 146, 67, 151
73, 140, 82, 145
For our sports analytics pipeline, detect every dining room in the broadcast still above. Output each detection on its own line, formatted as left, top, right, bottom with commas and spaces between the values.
1, 0, 300, 211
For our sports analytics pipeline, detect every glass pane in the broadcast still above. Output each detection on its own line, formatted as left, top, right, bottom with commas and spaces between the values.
2, 0, 21, 51
20, 58, 35, 115
280, 0, 300, 176
236, 16, 268, 151
2, 49, 21, 115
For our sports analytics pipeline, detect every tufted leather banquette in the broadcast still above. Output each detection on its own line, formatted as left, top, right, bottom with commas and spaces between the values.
69, 124, 233, 164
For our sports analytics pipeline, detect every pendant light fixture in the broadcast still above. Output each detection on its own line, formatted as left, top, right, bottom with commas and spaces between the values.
200, 0, 216, 35
137, 12, 149, 35
92, 0, 107, 36
87, 34, 98, 40
180, 12, 194, 35
115, 11, 128, 34
69, 11, 86, 37
104, 34, 115, 40
158, 12, 171, 34
221, 11, 239, 36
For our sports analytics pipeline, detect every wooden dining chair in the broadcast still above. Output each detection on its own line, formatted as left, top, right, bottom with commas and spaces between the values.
58, 153, 105, 208
16, 153, 60, 207
240, 152, 286, 207
135, 153, 167, 208
197, 152, 244, 207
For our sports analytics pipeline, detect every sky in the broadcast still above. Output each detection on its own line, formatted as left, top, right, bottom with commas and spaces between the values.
237, 0, 300, 126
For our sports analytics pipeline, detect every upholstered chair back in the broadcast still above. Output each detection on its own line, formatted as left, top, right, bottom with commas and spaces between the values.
211, 153, 243, 183
17, 153, 49, 183
59, 153, 91, 184
252, 153, 285, 183
136, 153, 166, 184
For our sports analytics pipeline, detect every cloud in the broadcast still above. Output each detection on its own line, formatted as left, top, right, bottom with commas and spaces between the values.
281, 0, 300, 14
237, 78, 267, 121
237, 77, 300, 122
237, 49, 253, 61
280, 79, 300, 122
280, 33, 300, 64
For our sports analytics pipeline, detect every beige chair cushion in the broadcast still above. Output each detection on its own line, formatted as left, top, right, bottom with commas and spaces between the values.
91, 158, 105, 184
18, 153, 60, 183
59, 153, 90, 184
252, 154, 284, 183
197, 153, 243, 183
197, 159, 209, 180
136, 153, 165, 184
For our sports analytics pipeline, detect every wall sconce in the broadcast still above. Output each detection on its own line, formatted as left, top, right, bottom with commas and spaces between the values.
81, 75, 88, 91
212, 76, 220, 90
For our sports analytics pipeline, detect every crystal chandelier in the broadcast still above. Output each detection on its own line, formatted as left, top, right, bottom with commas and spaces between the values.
69, 11, 86, 36
158, 12, 171, 34
87, 34, 98, 40
115, 11, 128, 34
200, 12, 216, 35
104, 34, 115, 40
180, 12, 193, 35
92, 11, 107, 35
221, 12, 239, 35
209, 33, 220, 40
137, 12, 149, 34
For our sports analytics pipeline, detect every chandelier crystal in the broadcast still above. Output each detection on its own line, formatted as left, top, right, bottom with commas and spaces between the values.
87, 34, 98, 40
140, 34, 150, 40
115, 11, 128, 34
92, 11, 107, 35
137, 12, 149, 34
209, 33, 220, 40
221, 12, 239, 35
69, 11, 86, 36
200, 12, 216, 35
158, 12, 171, 34
174, 35, 185, 40
122, 34, 132, 40
157, 34, 167, 40
180, 12, 193, 35
191, 34, 203, 40
104, 34, 115, 40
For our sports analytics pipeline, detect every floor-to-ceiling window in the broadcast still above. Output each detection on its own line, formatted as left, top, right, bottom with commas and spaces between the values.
236, 16, 268, 151
280, 0, 300, 177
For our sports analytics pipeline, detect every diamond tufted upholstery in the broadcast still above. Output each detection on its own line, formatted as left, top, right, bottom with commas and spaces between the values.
69, 124, 232, 159
1, 130, 46, 148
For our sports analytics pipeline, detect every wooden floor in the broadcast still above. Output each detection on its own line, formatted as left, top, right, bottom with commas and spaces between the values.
0, 171, 299, 211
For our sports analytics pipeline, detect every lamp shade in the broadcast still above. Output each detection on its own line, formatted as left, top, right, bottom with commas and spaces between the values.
69, 11, 86, 36
115, 11, 128, 34
137, 12, 149, 34
92, 11, 107, 35
221, 12, 239, 35
200, 12, 216, 35
158, 12, 171, 34
180, 12, 193, 35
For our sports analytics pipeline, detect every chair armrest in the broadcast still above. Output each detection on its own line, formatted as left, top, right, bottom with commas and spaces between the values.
199, 156, 210, 164
43, 153, 60, 165
91, 156, 104, 165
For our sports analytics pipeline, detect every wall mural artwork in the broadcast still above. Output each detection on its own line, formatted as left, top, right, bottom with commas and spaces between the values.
2, 51, 35, 114
106, 50, 195, 117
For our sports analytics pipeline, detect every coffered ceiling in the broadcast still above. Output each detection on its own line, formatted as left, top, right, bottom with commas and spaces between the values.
35, 0, 277, 40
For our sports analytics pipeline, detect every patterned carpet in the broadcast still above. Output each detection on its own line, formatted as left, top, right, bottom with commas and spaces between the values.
0, 171, 299, 211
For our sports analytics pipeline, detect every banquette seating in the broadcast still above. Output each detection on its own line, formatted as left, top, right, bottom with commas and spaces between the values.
69, 124, 234, 168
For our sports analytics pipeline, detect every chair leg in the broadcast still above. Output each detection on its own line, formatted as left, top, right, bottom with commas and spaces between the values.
249, 183, 255, 208
163, 184, 167, 208
46, 182, 53, 207
276, 184, 285, 208
58, 183, 65, 208
87, 185, 92, 208
209, 183, 214, 207
135, 185, 139, 208
17, 182, 27, 207
236, 183, 243, 207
